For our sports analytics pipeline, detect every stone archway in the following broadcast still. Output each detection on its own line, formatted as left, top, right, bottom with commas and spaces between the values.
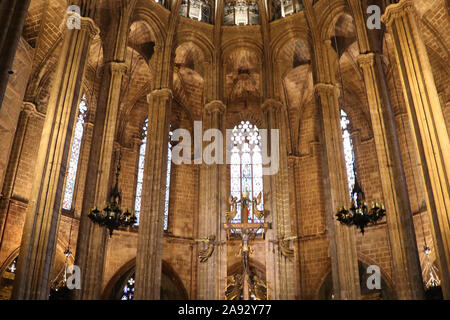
104, 259, 188, 300
317, 261, 395, 300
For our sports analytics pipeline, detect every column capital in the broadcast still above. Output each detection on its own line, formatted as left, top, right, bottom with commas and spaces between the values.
80, 16, 100, 39
147, 88, 173, 102
132, 136, 143, 150
108, 61, 128, 75
262, 99, 283, 114
382, 0, 415, 26
314, 83, 339, 96
22, 101, 45, 118
22, 101, 37, 114
204, 100, 226, 114
357, 53, 376, 69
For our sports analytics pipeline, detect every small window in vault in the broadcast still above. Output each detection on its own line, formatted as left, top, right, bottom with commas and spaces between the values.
179, 0, 213, 24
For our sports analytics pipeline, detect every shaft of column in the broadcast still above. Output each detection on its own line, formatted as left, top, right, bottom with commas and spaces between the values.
358, 52, 424, 299
0, 103, 34, 250
11, 8, 99, 300
197, 100, 227, 300
315, 83, 361, 300
262, 99, 297, 300
74, 61, 128, 300
383, 0, 450, 299
134, 89, 172, 300
0, 0, 31, 111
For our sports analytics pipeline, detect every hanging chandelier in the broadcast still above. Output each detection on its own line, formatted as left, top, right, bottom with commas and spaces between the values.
88, 155, 137, 237
335, 176, 386, 234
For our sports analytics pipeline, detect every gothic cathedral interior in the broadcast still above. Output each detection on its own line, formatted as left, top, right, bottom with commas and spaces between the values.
0, 0, 449, 301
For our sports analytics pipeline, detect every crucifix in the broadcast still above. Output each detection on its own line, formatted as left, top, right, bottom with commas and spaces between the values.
224, 190, 270, 300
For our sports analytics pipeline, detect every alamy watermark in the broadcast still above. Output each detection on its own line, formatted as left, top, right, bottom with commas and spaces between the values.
366, 265, 381, 290
367, 5, 382, 30
66, 265, 81, 290
67, 5, 81, 30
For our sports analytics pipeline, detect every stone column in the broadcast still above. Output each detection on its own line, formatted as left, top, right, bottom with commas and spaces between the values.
383, 0, 450, 299
0, 102, 35, 246
357, 52, 424, 299
134, 89, 172, 300
11, 3, 98, 299
197, 100, 227, 300
262, 99, 297, 300
315, 83, 361, 300
0, 0, 31, 110
74, 61, 128, 300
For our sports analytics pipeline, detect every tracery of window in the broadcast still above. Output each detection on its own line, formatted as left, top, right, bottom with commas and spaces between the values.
340, 109, 356, 200
134, 119, 172, 230
179, 0, 212, 24
230, 121, 264, 226
271, 0, 303, 21
223, 0, 260, 26
62, 93, 88, 211
121, 273, 135, 300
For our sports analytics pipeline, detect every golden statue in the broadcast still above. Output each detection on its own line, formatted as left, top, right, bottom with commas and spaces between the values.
251, 192, 268, 220
225, 274, 243, 300
271, 234, 297, 260
196, 235, 222, 263
250, 274, 267, 300
225, 196, 238, 223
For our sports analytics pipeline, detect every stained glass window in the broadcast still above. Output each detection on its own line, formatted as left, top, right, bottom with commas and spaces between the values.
164, 131, 173, 231
230, 121, 264, 227
62, 94, 88, 210
134, 119, 172, 230
6, 258, 17, 274
121, 273, 135, 300
134, 119, 148, 224
340, 109, 356, 200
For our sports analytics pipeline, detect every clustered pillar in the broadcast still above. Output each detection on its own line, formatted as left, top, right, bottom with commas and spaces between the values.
75, 61, 128, 300
135, 89, 172, 300
12, 1, 98, 300
262, 99, 297, 300
197, 100, 227, 300
383, 0, 450, 299
347, 0, 425, 299
357, 52, 424, 300
315, 83, 361, 300
0, 103, 37, 244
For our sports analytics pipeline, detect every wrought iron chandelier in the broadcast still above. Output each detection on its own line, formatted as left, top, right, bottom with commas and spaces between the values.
336, 176, 386, 234
88, 155, 137, 237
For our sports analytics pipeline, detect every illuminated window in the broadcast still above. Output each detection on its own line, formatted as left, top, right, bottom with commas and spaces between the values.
340, 109, 356, 200
134, 119, 172, 230
230, 121, 264, 225
223, 0, 260, 26
179, 0, 212, 23
121, 274, 135, 300
272, 0, 304, 21
164, 131, 173, 231
62, 94, 88, 210
6, 258, 17, 274
134, 119, 148, 224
